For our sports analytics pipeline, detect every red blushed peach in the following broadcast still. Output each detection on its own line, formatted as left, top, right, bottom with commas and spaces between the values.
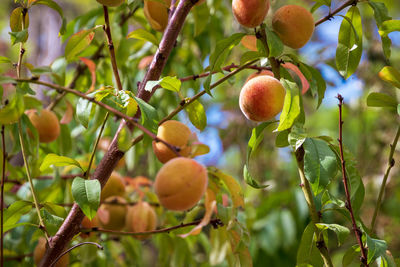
241, 35, 258, 51
125, 202, 157, 240
155, 157, 208, 211
245, 70, 274, 83
239, 75, 285, 122
232, 0, 270, 28
97, 196, 127, 231
272, 5, 315, 49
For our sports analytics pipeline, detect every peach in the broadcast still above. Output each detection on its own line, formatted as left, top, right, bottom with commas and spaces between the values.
272, 5, 314, 49
239, 75, 285, 122
34, 237, 69, 267
97, 196, 127, 231
80, 216, 99, 238
101, 171, 125, 202
232, 0, 270, 28
125, 202, 157, 240
152, 120, 192, 163
245, 70, 274, 83
27, 109, 60, 143
96, 0, 125, 7
241, 35, 258, 51
98, 137, 125, 169
138, 55, 154, 70
155, 157, 208, 211
144, 0, 171, 32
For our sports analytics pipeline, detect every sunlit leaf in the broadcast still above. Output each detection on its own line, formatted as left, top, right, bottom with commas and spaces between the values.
126, 28, 158, 47
378, 66, 400, 88
186, 100, 207, 131
65, 28, 97, 61
366, 235, 387, 264
367, 92, 397, 108
276, 79, 301, 131
40, 153, 83, 172
209, 168, 244, 208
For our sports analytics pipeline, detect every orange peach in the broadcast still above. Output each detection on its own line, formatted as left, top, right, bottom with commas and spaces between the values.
97, 196, 127, 231
34, 237, 69, 267
239, 75, 285, 122
245, 70, 274, 83
101, 171, 125, 202
80, 216, 99, 238
125, 202, 157, 240
27, 109, 60, 143
152, 120, 192, 163
155, 157, 208, 211
272, 5, 314, 49
144, 0, 171, 32
232, 0, 270, 28
241, 35, 258, 51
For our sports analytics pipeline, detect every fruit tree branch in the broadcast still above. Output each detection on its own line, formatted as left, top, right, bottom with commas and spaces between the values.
370, 124, 400, 232
315, 0, 358, 26
39, 1, 198, 265
336, 94, 368, 266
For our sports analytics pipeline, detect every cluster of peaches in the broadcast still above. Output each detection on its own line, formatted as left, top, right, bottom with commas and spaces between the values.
233, 0, 314, 122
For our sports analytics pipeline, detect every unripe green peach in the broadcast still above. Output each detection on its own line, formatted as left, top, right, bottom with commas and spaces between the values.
152, 120, 192, 163
241, 35, 258, 51
232, 0, 270, 28
144, 0, 171, 32
125, 202, 157, 240
34, 237, 69, 267
239, 75, 285, 122
27, 109, 60, 143
96, 0, 124, 7
155, 157, 208, 211
98, 196, 127, 231
245, 70, 274, 83
272, 5, 314, 49
101, 171, 126, 202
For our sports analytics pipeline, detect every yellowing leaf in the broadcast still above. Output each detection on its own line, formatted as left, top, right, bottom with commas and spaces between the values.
209, 168, 244, 208
80, 57, 96, 93
379, 66, 400, 88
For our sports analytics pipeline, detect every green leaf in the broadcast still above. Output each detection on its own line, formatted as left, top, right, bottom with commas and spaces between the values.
4, 200, 32, 229
316, 223, 350, 246
314, 0, 330, 6
204, 33, 245, 95
297, 222, 324, 267
367, 92, 397, 108
265, 27, 283, 58
65, 28, 97, 61
209, 168, 244, 208
193, 3, 210, 36
299, 63, 326, 108
288, 123, 307, 151
126, 28, 158, 47
244, 121, 276, 188
186, 100, 207, 131
10, 7, 29, 32
378, 66, 400, 88
369, 1, 391, 27
160, 76, 181, 92
0, 92, 25, 125
118, 125, 133, 152
335, 6, 363, 79
304, 138, 338, 195
72, 177, 101, 219
240, 51, 262, 65
0, 76, 16, 84
40, 153, 83, 172
366, 235, 388, 264
276, 79, 301, 131
9, 29, 28, 45
32, 0, 66, 34
133, 96, 159, 133
31, 66, 53, 76
76, 97, 93, 128
275, 129, 289, 147
343, 245, 360, 267
379, 20, 400, 37
0, 57, 11, 64
42, 202, 67, 218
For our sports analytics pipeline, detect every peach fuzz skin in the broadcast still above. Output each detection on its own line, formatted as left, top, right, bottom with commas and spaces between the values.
155, 157, 208, 211
239, 75, 286, 122
272, 5, 314, 49
232, 0, 270, 28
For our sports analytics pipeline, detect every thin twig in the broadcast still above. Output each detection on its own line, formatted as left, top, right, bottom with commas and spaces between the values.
370, 124, 400, 232
102, 6, 123, 91
49, 242, 103, 267
54, 201, 159, 208
17, 121, 49, 240
1, 125, 5, 267
15, 78, 180, 157
81, 218, 223, 236
337, 94, 368, 266
315, 0, 358, 26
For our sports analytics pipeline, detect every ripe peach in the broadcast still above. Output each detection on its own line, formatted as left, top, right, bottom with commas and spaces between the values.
155, 157, 208, 211
27, 109, 60, 143
80, 216, 99, 238
152, 120, 192, 163
97, 196, 127, 231
232, 0, 270, 28
96, 0, 124, 7
245, 70, 274, 83
101, 172, 126, 202
272, 5, 314, 49
125, 202, 157, 240
144, 0, 171, 32
34, 237, 69, 267
241, 35, 258, 51
138, 55, 154, 70
239, 75, 285, 122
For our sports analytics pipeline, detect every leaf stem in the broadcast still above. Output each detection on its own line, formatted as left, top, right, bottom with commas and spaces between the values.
17, 121, 49, 241
370, 124, 400, 232
336, 94, 368, 266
